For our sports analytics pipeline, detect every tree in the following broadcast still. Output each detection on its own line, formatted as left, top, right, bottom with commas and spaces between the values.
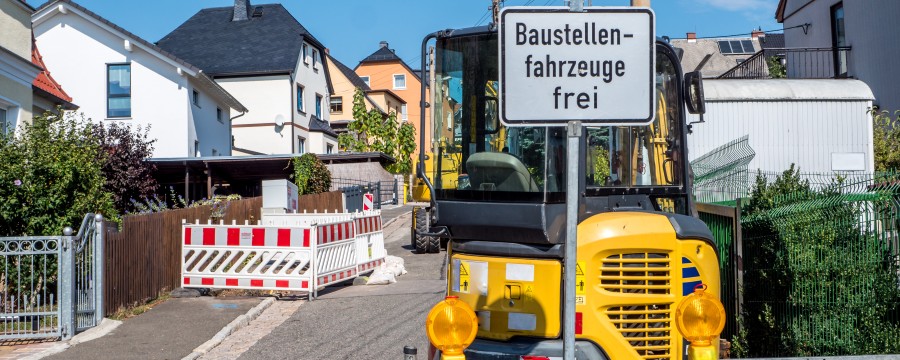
92, 122, 158, 213
0, 111, 117, 236
872, 108, 900, 171
338, 88, 417, 174
292, 153, 331, 195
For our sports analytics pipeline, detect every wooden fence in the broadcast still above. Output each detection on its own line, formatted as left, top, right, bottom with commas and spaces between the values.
103, 197, 262, 315
101, 191, 344, 316
296, 191, 344, 213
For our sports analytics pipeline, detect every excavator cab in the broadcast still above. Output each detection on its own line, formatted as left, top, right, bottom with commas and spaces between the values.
417, 20, 721, 360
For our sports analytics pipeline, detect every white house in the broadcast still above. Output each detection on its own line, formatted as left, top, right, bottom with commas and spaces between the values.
157, 0, 337, 156
776, 0, 900, 114
32, 0, 247, 158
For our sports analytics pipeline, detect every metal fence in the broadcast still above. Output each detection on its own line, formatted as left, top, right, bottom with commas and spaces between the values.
332, 178, 400, 209
0, 214, 103, 341
718, 47, 852, 80
719, 173, 900, 357
697, 202, 743, 342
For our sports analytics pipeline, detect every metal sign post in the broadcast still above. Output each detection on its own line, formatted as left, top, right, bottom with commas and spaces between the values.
498, 4, 654, 359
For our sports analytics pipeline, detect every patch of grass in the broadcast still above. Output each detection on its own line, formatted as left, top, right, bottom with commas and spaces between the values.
109, 290, 171, 321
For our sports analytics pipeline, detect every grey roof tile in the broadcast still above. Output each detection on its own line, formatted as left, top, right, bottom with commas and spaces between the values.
327, 54, 369, 91
156, 3, 325, 77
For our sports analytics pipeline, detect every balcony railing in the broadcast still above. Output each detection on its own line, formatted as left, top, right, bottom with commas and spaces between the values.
718, 47, 851, 80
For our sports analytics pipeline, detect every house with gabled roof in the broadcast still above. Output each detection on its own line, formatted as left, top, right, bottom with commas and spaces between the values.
32, 0, 246, 158
325, 53, 405, 136
355, 41, 429, 162
158, 0, 336, 156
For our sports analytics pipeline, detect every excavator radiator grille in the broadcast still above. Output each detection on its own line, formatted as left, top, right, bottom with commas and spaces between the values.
607, 304, 673, 360
600, 252, 671, 295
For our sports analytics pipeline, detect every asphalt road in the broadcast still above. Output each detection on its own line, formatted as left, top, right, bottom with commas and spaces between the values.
238, 206, 446, 360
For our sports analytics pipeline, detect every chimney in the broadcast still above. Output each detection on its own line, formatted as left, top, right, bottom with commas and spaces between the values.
751, 30, 764, 39
687, 32, 697, 43
631, 0, 650, 6
233, 0, 250, 22
379, 41, 389, 49
324, 48, 330, 54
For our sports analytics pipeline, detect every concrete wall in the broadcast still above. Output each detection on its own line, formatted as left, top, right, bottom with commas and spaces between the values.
688, 79, 875, 176
0, 0, 32, 59
33, 9, 231, 158
217, 75, 298, 155
783, 0, 900, 113
0, 0, 35, 131
188, 77, 232, 156
293, 40, 330, 141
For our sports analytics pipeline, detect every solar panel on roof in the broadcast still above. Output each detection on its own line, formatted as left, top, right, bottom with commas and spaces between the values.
741, 40, 755, 53
718, 41, 733, 54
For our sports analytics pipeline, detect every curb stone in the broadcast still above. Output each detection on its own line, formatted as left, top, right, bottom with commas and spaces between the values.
181, 297, 276, 360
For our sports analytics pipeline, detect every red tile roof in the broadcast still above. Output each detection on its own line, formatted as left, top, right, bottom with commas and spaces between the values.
31, 36, 73, 103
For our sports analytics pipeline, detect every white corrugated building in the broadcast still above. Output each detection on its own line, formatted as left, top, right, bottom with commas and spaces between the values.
687, 79, 875, 175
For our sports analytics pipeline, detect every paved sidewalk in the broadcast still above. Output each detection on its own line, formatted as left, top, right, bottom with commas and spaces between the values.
0, 340, 59, 360
44, 297, 261, 360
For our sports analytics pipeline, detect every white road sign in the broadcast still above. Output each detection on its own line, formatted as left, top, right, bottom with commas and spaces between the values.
499, 7, 655, 126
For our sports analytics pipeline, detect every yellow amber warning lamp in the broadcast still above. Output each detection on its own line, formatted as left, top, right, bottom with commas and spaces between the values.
426, 296, 478, 359
675, 284, 726, 360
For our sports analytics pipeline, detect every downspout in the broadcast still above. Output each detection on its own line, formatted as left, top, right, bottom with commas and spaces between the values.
290, 72, 296, 154
230, 110, 246, 155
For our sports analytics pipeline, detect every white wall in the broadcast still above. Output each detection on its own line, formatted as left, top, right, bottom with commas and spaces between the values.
307, 132, 337, 154
188, 78, 232, 156
217, 75, 296, 154
293, 41, 330, 136
33, 11, 231, 158
688, 80, 875, 176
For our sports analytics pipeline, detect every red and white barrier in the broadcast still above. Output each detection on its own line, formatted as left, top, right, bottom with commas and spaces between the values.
182, 210, 386, 299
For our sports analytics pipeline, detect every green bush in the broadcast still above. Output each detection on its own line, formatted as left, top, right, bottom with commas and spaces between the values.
737, 165, 900, 356
292, 153, 331, 195
0, 112, 117, 236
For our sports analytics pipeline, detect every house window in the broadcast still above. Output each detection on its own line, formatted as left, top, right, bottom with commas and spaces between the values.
315, 94, 323, 118
194, 140, 200, 157
297, 85, 304, 112
327, 144, 334, 154
393, 74, 406, 89
107, 64, 131, 118
831, 2, 848, 77
360, 76, 370, 87
0, 108, 7, 134
297, 136, 306, 154
192, 90, 200, 107
401, 104, 408, 121
303, 44, 309, 65
216, 107, 223, 123
312, 49, 319, 70
330, 96, 343, 113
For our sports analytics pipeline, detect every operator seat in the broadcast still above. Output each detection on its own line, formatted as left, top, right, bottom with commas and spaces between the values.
465, 152, 539, 192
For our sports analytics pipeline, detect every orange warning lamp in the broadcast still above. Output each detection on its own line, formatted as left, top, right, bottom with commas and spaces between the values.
675, 284, 726, 348
425, 296, 478, 359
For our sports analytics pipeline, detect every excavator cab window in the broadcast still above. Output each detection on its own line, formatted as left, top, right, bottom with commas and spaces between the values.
431, 31, 688, 206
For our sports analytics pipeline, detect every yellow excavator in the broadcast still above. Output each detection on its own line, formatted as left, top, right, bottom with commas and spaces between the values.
412, 1, 727, 360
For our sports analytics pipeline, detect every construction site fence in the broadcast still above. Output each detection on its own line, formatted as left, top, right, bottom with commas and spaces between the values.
700, 171, 900, 357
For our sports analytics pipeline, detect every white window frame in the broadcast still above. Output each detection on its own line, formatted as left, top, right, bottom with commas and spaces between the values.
297, 85, 305, 113
312, 49, 319, 70
401, 104, 408, 121
192, 89, 200, 107
216, 107, 223, 123
330, 96, 343, 113
393, 74, 406, 90
0, 96, 20, 135
298, 136, 306, 154
302, 44, 309, 65
360, 76, 370, 87
327, 144, 334, 154
315, 93, 323, 118
194, 140, 200, 157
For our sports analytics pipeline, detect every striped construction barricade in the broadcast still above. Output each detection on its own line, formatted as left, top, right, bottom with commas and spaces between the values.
182, 225, 315, 293
182, 210, 386, 299
354, 211, 386, 274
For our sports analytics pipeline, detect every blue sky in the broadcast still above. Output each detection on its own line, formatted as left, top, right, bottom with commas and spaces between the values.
27, 0, 782, 69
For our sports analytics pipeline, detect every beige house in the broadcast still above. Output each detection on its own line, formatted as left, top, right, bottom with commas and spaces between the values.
0, 0, 40, 133
325, 53, 404, 136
